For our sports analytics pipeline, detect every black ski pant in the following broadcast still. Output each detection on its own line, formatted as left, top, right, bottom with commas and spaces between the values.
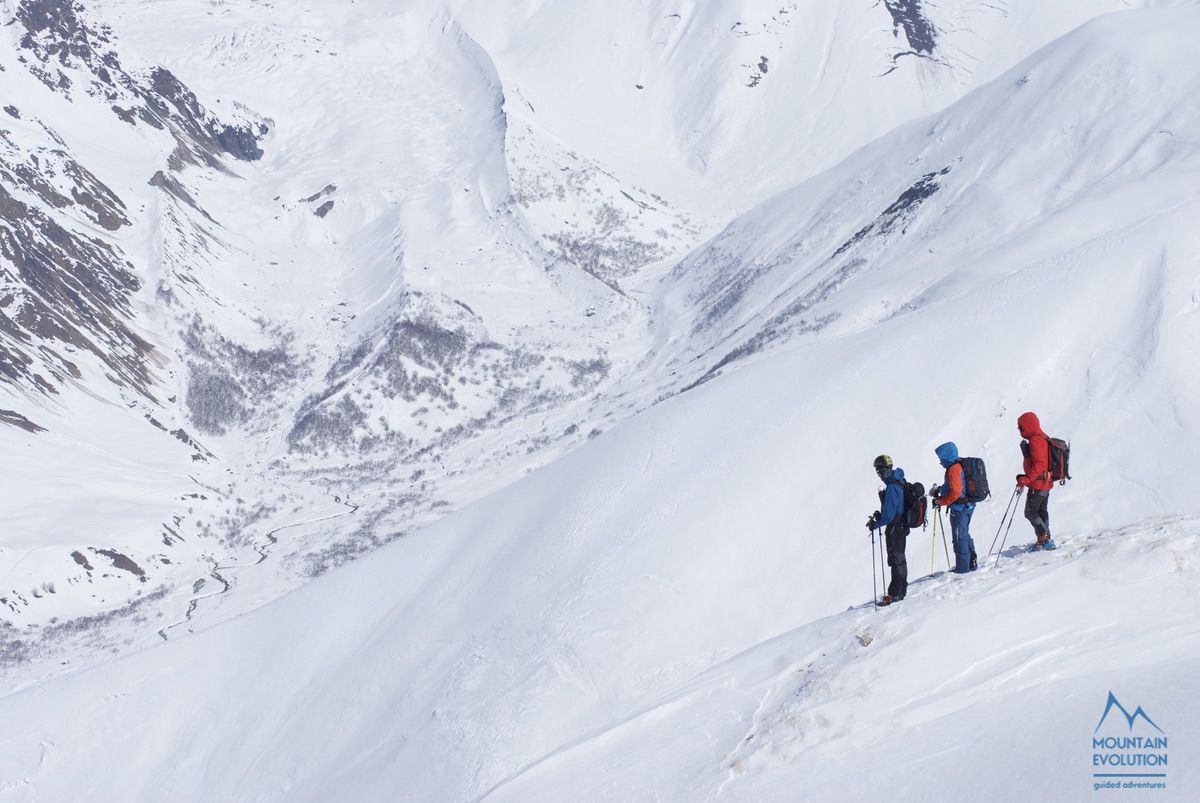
885, 522, 909, 599
1025, 489, 1051, 538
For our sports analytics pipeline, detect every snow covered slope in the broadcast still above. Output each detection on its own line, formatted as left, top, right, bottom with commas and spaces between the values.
2, 358, 1198, 800
481, 520, 1200, 802
7, 0, 1161, 655
2, 0, 1200, 800
3, 0, 649, 639
0, 0, 273, 635
455, 0, 1176, 210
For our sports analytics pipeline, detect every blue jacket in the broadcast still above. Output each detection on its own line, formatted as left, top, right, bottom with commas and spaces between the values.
935, 441, 959, 468
877, 467, 907, 528
933, 441, 974, 511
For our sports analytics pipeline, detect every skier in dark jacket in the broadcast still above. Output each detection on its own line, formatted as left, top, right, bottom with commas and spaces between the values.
867, 454, 909, 605
930, 441, 977, 573
1016, 411, 1057, 551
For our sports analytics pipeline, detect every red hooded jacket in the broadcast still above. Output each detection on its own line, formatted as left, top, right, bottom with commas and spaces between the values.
1017, 412, 1053, 492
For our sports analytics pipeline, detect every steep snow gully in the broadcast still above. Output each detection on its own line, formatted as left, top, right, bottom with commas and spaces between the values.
3, 0, 1200, 801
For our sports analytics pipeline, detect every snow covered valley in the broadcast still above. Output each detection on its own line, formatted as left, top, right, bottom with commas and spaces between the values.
2, 0, 1199, 800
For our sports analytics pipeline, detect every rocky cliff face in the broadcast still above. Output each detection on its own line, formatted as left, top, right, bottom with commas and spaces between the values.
1, 0, 266, 415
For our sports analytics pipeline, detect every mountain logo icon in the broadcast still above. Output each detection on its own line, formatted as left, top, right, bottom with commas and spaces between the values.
1094, 691, 1164, 734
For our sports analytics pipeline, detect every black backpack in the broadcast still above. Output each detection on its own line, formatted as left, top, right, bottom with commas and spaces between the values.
1022, 436, 1072, 484
1048, 437, 1071, 484
904, 481, 927, 528
958, 457, 990, 503
878, 479, 924, 530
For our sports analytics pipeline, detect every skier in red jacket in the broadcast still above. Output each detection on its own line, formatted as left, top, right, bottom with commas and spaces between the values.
1016, 411, 1057, 551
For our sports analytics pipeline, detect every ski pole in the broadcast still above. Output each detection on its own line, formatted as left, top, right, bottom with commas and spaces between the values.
995, 488, 1025, 568
876, 526, 887, 599
988, 486, 1021, 556
940, 509, 952, 569
986, 488, 1014, 555
930, 505, 937, 573
870, 528, 879, 610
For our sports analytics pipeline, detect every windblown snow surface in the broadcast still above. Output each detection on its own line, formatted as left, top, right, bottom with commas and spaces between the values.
2, 0, 1200, 800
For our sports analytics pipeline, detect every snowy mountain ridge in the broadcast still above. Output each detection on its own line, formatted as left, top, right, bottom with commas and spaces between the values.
0, 0, 1119, 648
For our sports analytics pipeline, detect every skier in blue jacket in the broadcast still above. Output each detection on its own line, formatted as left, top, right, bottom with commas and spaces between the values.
930, 441, 978, 573
867, 454, 910, 604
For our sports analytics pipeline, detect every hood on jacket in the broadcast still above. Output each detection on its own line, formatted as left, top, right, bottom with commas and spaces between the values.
884, 467, 906, 483
1018, 411, 1045, 439
935, 442, 959, 468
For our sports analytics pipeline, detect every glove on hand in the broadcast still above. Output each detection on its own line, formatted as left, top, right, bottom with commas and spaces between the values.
866, 512, 880, 530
